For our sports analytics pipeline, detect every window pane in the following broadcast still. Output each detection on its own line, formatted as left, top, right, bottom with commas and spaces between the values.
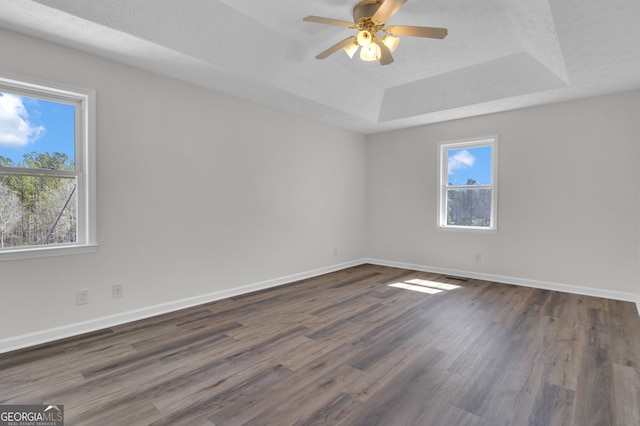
0, 92, 75, 170
446, 188, 491, 227
447, 146, 492, 186
0, 174, 77, 248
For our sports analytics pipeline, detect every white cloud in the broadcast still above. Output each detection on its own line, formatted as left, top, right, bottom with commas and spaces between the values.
448, 149, 475, 174
0, 93, 45, 148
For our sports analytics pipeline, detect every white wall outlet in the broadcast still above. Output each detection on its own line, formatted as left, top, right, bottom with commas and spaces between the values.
76, 289, 89, 305
333, 248, 338, 257
112, 284, 123, 298
474, 253, 482, 263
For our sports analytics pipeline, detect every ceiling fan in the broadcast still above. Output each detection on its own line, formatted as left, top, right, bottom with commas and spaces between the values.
303, 0, 447, 65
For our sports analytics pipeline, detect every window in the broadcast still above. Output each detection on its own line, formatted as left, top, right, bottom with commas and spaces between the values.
0, 73, 96, 260
438, 136, 498, 231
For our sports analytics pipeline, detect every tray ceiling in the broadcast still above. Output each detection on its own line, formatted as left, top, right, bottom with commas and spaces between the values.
0, 0, 639, 134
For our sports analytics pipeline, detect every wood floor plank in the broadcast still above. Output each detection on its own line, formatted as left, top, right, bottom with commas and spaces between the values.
571, 307, 616, 426
529, 383, 576, 426
1, 264, 639, 425
609, 299, 640, 369
237, 364, 366, 425
72, 399, 165, 426
539, 317, 586, 391
339, 348, 449, 425
612, 363, 640, 425
152, 364, 294, 426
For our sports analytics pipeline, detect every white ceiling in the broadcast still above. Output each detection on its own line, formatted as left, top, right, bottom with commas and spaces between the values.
1, 0, 639, 134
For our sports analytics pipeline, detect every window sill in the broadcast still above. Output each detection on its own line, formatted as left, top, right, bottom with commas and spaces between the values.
0, 244, 98, 262
437, 225, 498, 234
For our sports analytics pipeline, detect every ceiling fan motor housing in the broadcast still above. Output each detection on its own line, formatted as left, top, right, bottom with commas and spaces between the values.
353, 0, 383, 22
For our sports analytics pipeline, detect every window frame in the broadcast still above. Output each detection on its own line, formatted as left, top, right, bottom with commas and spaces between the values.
437, 136, 498, 232
0, 72, 97, 261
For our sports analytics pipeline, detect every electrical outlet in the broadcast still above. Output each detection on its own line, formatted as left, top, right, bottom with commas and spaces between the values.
474, 253, 482, 263
333, 248, 338, 257
112, 284, 123, 298
76, 289, 89, 305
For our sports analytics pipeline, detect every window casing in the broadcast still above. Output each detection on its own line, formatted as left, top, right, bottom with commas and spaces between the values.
438, 136, 498, 231
0, 73, 96, 260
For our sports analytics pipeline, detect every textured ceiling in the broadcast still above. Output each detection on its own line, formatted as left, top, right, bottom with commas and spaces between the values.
0, 0, 639, 134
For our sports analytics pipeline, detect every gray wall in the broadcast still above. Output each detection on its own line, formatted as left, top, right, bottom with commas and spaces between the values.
0, 29, 367, 342
367, 90, 640, 295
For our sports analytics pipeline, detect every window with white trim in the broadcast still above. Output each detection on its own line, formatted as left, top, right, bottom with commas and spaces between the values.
0, 73, 96, 260
438, 136, 498, 231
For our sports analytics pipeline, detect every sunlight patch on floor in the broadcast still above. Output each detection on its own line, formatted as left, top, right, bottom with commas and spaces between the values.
406, 279, 461, 291
389, 282, 443, 294
388, 279, 462, 294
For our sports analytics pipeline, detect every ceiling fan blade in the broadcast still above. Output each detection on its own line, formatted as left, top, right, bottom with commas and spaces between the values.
315, 37, 357, 59
375, 40, 394, 65
372, 0, 408, 22
386, 25, 448, 39
303, 15, 355, 29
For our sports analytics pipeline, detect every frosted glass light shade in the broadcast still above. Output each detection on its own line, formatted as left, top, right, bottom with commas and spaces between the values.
356, 30, 372, 46
344, 41, 359, 58
360, 43, 381, 61
382, 36, 400, 52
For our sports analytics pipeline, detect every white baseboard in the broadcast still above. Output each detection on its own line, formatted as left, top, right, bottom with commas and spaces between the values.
3, 257, 639, 354
0, 260, 365, 354
365, 258, 640, 313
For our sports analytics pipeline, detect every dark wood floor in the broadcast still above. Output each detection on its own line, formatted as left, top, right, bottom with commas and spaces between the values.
1, 264, 639, 425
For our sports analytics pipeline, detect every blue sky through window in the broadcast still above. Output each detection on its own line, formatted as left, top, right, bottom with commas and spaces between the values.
447, 146, 492, 185
0, 92, 75, 165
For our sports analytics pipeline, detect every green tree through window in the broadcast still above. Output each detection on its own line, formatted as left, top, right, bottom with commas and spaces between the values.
0, 153, 76, 247
438, 137, 498, 231
0, 74, 96, 259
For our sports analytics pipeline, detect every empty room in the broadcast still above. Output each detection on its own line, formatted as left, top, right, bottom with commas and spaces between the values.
1, 1, 639, 425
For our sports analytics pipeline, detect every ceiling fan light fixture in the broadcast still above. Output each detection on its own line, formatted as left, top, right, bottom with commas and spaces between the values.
382, 35, 400, 52
303, 0, 448, 66
360, 42, 381, 61
356, 30, 372, 46
344, 41, 360, 58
